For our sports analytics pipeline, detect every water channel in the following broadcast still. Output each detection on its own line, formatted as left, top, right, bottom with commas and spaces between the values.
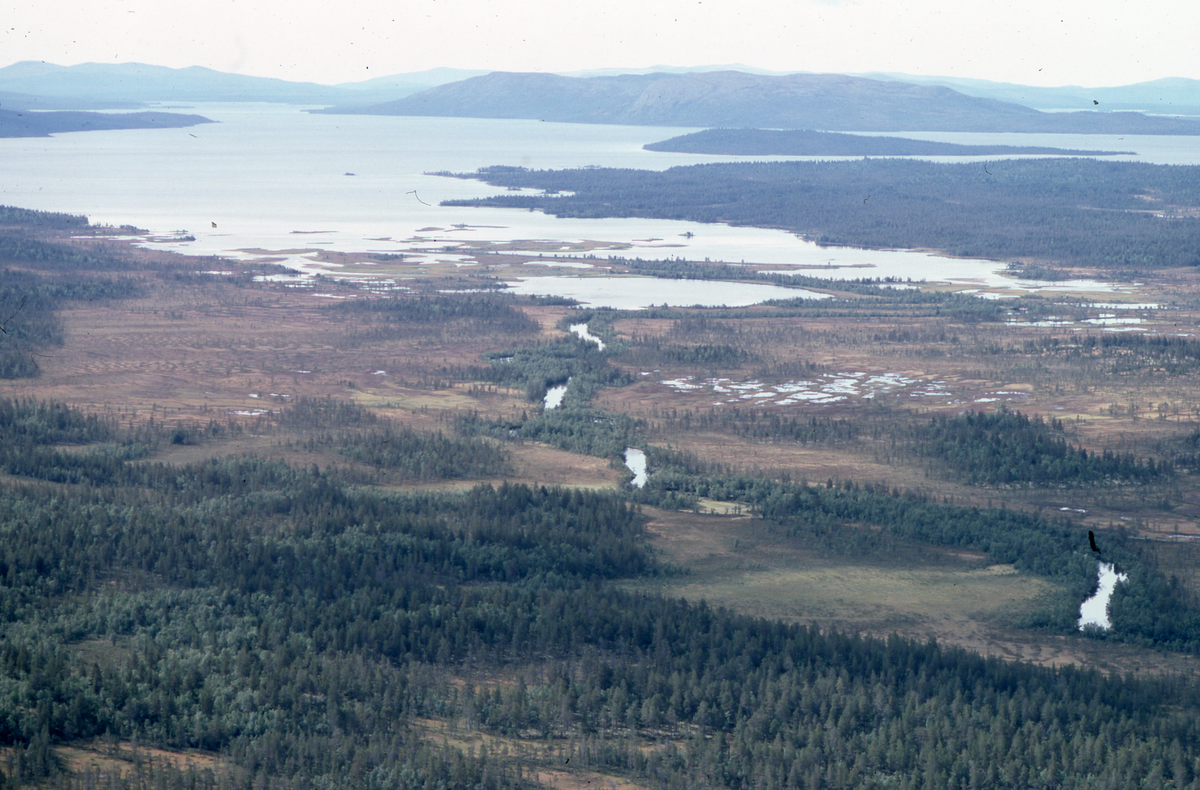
569, 323, 606, 350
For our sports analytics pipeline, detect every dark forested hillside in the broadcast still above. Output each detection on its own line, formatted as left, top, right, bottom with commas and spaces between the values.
443, 158, 1200, 270
912, 408, 1165, 486
0, 206, 89, 230
4, 399, 1200, 789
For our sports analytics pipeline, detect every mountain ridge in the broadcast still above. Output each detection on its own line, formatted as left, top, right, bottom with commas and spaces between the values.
858, 72, 1200, 115
320, 70, 1200, 134
1, 62, 1197, 131
0, 61, 483, 107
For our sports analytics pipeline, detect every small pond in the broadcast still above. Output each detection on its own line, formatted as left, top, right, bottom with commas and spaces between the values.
624, 448, 648, 488
1078, 562, 1128, 630
543, 380, 570, 410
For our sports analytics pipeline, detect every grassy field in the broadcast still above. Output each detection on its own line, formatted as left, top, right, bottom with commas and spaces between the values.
0, 741, 233, 787
627, 507, 1200, 674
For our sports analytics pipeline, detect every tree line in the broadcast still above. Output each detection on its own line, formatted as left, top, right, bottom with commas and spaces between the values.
0, 205, 89, 230
1025, 333, 1200, 377
911, 408, 1167, 486
642, 127, 1130, 157
325, 293, 542, 341
443, 159, 1200, 270
0, 265, 142, 378
3, 446, 1200, 788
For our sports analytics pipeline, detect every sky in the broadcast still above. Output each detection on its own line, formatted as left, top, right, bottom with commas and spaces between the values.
2, 0, 1196, 87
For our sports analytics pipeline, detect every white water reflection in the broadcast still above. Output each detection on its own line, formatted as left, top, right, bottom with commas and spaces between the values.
543, 380, 569, 410
661, 371, 946, 405
10, 105, 1191, 298
570, 323, 606, 350
506, 276, 828, 309
624, 448, 648, 488
1078, 562, 1128, 630
0, 103, 1115, 297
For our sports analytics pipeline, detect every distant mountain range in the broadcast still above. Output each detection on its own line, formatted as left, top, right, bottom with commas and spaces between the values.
0, 62, 488, 108
1, 61, 1197, 135
0, 88, 141, 111
560, 67, 1200, 117
857, 73, 1200, 116
323, 70, 1200, 134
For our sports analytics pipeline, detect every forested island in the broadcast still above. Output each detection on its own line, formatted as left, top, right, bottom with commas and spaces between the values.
441, 158, 1200, 270
0, 108, 212, 137
644, 128, 1132, 157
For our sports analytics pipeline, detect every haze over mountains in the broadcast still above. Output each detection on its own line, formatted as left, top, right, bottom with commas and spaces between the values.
1, 60, 1198, 136
561, 66, 1200, 116
0, 61, 487, 108
326, 71, 1200, 134
860, 73, 1200, 117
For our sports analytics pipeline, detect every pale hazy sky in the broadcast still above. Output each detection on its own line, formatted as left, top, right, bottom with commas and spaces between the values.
2, 0, 1195, 87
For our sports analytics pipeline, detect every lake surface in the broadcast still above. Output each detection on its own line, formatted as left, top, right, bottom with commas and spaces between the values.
507, 276, 827, 309
1078, 562, 1128, 630
542, 380, 569, 411
4, 103, 1197, 298
624, 448, 648, 488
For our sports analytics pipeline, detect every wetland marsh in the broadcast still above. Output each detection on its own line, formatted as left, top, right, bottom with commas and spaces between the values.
8, 101, 1200, 790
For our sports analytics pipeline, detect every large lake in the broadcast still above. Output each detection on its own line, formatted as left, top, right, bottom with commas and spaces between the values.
3, 103, 1196, 301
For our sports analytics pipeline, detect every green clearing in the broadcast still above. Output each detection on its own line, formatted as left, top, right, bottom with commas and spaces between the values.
626, 507, 1063, 657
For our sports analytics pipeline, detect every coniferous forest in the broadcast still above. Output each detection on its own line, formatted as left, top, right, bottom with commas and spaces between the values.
3, 405, 1200, 789
441, 159, 1200, 270
6, 192, 1200, 790
0, 337, 1198, 788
